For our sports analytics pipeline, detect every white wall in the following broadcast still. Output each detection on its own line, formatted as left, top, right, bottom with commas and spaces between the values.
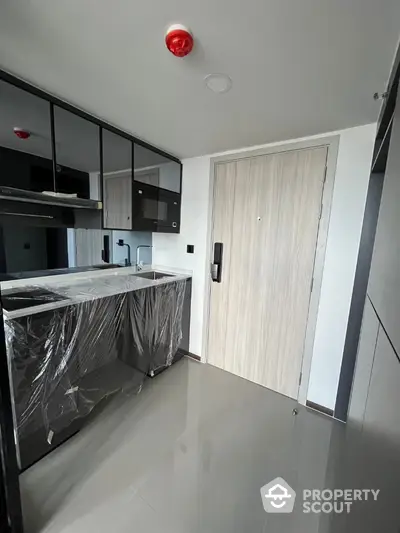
307, 125, 376, 408
152, 157, 211, 356
153, 123, 376, 410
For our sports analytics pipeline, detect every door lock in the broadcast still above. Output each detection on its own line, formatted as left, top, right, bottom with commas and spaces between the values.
211, 242, 223, 282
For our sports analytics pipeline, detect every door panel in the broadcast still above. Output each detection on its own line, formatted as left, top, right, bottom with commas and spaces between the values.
103, 175, 132, 230
208, 147, 327, 399
75, 229, 112, 266
207, 162, 237, 369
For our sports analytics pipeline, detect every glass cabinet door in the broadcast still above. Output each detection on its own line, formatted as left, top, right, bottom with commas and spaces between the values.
0, 80, 53, 192
133, 143, 181, 194
53, 107, 100, 199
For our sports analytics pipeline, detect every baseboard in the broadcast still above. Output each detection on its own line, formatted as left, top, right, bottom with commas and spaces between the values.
306, 400, 334, 417
178, 349, 201, 362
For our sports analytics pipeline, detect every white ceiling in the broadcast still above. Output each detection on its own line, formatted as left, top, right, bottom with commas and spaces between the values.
0, 0, 399, 159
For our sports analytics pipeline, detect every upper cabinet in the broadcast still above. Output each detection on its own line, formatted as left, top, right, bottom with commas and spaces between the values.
102, 130, 133, 230
53, 107, 100, 199
130, 142, 181, 233
102, 135, 182, 233
0, 71, 182, 233
0, 80, 53, 191
134, 143, 181, 193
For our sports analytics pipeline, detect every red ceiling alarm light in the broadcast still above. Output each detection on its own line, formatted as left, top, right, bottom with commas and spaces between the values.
13, 127, 31, 140
165, 24, 194, 58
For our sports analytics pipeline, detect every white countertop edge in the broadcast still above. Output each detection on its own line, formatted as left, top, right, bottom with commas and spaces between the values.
2, 265, 192, 321
1, 265, 192, 292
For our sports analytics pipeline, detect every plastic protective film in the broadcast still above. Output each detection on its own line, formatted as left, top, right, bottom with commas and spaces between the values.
3, 276, 186, 466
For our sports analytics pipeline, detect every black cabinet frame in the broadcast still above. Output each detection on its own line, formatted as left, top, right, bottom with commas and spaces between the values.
0, 68, 182, 204
101, 127, 182, 233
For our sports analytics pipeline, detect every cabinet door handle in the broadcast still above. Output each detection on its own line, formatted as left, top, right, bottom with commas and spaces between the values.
172, 222, 177, 228
211, 242, 223, 282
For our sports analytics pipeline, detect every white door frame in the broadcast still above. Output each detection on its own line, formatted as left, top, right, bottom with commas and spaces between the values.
202, 136, 340, 405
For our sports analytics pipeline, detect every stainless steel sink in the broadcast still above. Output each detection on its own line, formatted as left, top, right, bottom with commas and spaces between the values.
132, 271, 174, 280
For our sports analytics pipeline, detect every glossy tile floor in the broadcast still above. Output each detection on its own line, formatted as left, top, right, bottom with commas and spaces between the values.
20, 358, 400, 533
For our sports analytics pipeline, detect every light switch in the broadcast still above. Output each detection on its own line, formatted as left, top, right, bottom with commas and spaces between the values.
187, 245, 194, 254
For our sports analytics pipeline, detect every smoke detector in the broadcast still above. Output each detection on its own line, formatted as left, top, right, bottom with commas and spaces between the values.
13, 127, 31, 140
165, 24, 194, 58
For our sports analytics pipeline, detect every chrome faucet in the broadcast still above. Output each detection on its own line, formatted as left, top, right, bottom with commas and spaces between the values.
136, 245, 153, 270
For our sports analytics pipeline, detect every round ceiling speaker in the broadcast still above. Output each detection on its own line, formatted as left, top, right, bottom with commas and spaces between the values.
13, 127, 31, 140
204, 73, 233, 94
165, 24, 194, 58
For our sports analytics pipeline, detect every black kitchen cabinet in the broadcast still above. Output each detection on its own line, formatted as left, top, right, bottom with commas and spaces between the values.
0, 81, 101, 200
102, 133, 182, 233
0, 79, 53, 192
0, 73, 182, 234
103, 169, 181, 233
54, 107, 100, 198
5, 277, 190, 471
118, 278, 191, 375
7, 294, 126, 471
7, 307, 79, 470
0, 68, 183, 533
130, 142, 182, 232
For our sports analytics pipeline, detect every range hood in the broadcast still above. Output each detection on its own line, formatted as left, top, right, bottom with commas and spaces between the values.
0, 186, 102, 210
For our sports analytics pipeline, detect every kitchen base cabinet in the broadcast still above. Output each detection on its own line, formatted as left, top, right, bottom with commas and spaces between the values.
119, 278, 190, 376
5, 276, 191, 471
150, 277, 192, 375
6, 295, 139, 471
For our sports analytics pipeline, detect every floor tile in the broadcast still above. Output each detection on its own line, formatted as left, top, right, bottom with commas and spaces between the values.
20, 358, 400, 533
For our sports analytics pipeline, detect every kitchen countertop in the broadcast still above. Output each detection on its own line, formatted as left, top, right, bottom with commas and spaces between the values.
1, 266, 192, 320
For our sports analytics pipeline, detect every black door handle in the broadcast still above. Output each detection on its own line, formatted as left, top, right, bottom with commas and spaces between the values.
102, 234, 110, 263
211, 242, 223, 283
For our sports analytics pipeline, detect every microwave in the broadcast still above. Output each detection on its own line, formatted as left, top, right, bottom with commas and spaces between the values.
132, 182, 180, 233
